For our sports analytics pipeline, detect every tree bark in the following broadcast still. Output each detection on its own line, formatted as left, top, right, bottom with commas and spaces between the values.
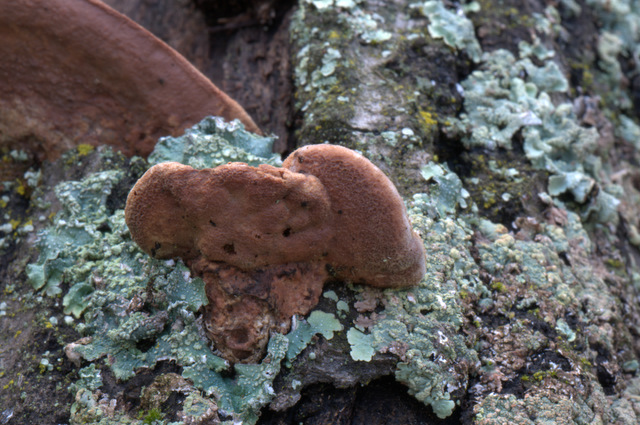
2, 0, 640, 424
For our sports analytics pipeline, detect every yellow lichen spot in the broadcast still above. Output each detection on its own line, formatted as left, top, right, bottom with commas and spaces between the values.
315, 125, 322, 131
0, 199, 6, 208
3, 379, 14, 390
491, 281, 506, 292
15, 181, 26, 196
605, 258, 623, 268
77, 144, 94, 157
9, 219, 20, 230
483, 199, 496, 209
14, 330, 21, 338
2, 155, 10, 163
45, 321, 53, 329
328, 30, 340, 39
579, 357, 592, 368
419, 110, 438, 129
433, 155, 439, 162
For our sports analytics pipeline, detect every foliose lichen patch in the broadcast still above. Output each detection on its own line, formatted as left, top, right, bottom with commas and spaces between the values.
22, 1, 640, 423
448, 46, 621, 226
25, 118, 317, 424
26, 114, 489, 421
290, 0, 471, 195
291, 1, 640, 423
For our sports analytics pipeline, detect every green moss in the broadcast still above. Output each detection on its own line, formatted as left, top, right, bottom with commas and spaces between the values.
490, 281, 506, 292
138, 408, 164, 424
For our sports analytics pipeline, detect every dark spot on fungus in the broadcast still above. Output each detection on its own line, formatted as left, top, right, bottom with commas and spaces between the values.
230, 328, 249, 345
325, 264, 337, 276
209, 220, 216, 227
125, 144, 426, 363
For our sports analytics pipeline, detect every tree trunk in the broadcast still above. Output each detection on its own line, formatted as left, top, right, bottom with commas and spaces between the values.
2, 0, 640, 424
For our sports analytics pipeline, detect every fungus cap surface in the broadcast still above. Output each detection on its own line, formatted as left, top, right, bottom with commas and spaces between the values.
125, 161, 333, 269
283, 144, 427, 288
125, 144, 426, 362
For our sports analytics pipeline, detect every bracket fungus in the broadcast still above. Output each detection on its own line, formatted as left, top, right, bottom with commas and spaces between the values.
125, 144, 426, 362
0, 0, 260, 160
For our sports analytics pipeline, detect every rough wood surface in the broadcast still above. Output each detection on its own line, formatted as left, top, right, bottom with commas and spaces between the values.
3, 0, 640, 424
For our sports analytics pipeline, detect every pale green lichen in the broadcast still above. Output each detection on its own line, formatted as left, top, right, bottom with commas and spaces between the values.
555, 319, 576, 342
420, 162, 471, 216
71, 364, 102, 393
414, 1, 482, 62
346, 328, 375, 361
618, 114, 640, 150
451, 47, 621, 226
452, 49, 570, 151
336, 300, 349, 314
583, 0, 640, 109
26, 170, 125, 298
26, 119, 321, 425
322, 290, 339, 302
149, 116, 280, 169
285, 311, 343, 363
343, 192, 480, 419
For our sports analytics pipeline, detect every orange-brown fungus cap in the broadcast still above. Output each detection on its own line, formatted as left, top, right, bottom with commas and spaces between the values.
195, 260, 328, 363
125, 161, 333, 269
125, 144, 426, 362
0, 0, 260, 161
283, 144, 426, 288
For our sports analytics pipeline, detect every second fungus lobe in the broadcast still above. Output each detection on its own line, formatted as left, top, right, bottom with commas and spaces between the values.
125, 144, 426, 363
0, 0, 261, 160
